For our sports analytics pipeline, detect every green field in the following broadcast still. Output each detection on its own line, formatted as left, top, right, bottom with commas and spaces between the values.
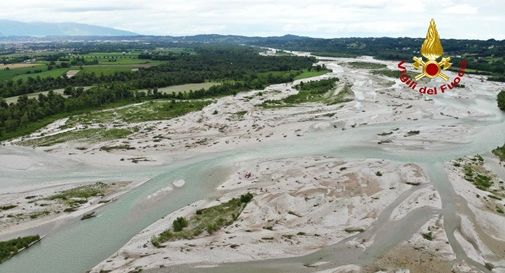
0, 65, 46, 81
12, 68, 70, 82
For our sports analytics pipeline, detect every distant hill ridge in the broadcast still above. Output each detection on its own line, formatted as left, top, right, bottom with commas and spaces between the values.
0, 20, 136, 36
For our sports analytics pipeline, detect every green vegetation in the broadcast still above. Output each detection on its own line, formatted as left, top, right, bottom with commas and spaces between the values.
20, 128, 131, 147
66, 100, 210, 127
29, 210, 50, 219
172, 217, 189, 232
347, 62, 387, 69
151, 193, 253, 247
492, 143, 505, 161
11, 68, 70, 82
461, 156, 494, 191
253, 37, 505, 79
0, 236, 40, 263
293, 68, 330, 80
154, 82, 220, 95
0, 205, 17, 211
0, 65, 45, 81
370, 69, 417, 79
80, 65, 137, 76
261, 78, 351, 108
498, 90, 505, 111
422, 232, 433, 241
48, 182, 107, 208
404, 130, 420, 137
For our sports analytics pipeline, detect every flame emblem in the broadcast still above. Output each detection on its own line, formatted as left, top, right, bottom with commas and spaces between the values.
413, 19, 452, 81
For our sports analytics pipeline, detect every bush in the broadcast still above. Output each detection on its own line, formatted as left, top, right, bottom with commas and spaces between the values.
498, 90, 505, 111
240, 192, 253, 203
172, 217, 188, 232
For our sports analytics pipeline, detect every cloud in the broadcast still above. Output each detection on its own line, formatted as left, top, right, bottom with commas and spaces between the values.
54, 6, 139, 12
442, 3, 478, 14
0, 0, 502, 39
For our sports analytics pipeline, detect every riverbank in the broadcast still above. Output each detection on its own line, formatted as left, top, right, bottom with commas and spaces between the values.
0, 178, 148, 241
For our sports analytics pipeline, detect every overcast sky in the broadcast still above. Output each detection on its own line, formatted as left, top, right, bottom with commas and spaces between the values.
0, 0, 503, 39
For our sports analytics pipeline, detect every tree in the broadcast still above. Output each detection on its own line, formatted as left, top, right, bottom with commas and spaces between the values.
498, 90, 505, 111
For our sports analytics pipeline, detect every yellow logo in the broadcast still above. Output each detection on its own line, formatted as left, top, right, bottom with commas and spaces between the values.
412, 19, 452, 81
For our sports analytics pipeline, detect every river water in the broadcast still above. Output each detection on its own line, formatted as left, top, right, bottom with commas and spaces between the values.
0, 70, 504, 273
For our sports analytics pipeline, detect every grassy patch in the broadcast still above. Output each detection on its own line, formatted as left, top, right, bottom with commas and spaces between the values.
65, 100, 211, 127
154, 82, 220, 95
20, 128, 132, 147
347, 62, 387, 69
0, 99, 144, 142
151, 193, 253, 247
29, 210, 50, 219
261, 78, 351, 108
460, 156, 495, 191
293, 69, 330, 80
48, 182, 107, 208
492, 144, 505, 161
0, 235, 41, 264
371, 69, 417, 78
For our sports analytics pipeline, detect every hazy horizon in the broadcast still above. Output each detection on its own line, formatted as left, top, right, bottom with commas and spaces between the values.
0, 0, 503, 39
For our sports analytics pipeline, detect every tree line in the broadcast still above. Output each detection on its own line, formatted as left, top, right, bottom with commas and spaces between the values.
0, 45, 314, 98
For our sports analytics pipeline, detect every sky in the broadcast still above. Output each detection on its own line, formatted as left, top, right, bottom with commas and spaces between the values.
0, 0, 503, 39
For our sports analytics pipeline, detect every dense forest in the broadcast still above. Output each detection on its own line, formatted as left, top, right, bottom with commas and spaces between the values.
0, 45, 317, 140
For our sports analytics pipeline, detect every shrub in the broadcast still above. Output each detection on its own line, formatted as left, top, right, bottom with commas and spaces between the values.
172, 217, 188, 232
240, 192, 253, 203
498, 90, 505, 111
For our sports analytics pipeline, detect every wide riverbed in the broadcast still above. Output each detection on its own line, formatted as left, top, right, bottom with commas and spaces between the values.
0, 58, 504, 273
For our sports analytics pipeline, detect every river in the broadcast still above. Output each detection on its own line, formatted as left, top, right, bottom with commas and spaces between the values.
0, 59, 504, 273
